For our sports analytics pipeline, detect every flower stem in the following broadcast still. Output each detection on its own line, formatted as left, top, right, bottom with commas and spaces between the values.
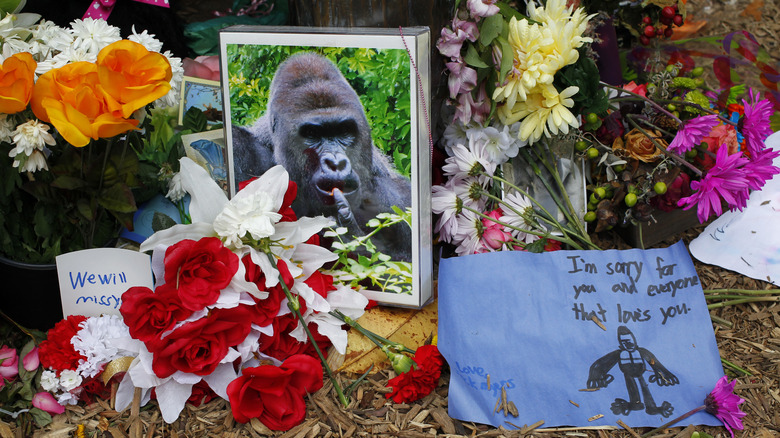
330, 309, 415, 354
707, 297, 779, 309
639, 405, 706, 437
704, 288, 780, 295
265, 252, 349, 408
721, 357, 752, 376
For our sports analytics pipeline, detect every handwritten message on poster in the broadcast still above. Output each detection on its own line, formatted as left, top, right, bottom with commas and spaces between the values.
56, 248, 153, 318
438, 241, 723, 428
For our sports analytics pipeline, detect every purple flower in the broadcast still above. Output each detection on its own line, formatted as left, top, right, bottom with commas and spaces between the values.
446, 61, 478, 99
741, 88, 774, 157
667, 115, 719, 154
454, 84, 490, 126
742, 147, 780, 190
677, 144, 751, 222
436, 17, 479, 60
467, 0, 500, 18
704, 376, 746, 438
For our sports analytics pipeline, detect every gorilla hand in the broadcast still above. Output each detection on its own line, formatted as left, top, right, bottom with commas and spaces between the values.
649, 370, 679, 387
333, 188, 364, 236
587, 373, 614, 389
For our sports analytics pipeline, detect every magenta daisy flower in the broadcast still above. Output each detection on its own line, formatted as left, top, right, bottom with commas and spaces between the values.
667, 115, 720, 154
677, 144, 751, 222
704, 376, 747, 438
743, 147, 780, 191
741, 88, 774, 157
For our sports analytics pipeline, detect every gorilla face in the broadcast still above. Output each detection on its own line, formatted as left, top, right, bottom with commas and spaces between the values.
299, 117, 361, 205
266, 53, 374, 218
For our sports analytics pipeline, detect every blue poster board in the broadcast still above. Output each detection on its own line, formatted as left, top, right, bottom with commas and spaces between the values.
438, 241, 723, 428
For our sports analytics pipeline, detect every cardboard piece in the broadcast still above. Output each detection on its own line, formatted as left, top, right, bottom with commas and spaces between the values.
438, 241, 723, 428
56, 248, 154, 317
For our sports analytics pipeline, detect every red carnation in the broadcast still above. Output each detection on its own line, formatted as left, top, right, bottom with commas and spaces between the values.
163, 237, 238, 311
38, 315, 88, 373
385, 345, 444, 403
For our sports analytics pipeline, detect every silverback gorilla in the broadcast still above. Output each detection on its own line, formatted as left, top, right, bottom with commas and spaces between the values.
232, 52, 412, 262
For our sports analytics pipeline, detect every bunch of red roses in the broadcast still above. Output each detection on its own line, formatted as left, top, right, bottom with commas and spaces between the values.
113, 159, 368, 429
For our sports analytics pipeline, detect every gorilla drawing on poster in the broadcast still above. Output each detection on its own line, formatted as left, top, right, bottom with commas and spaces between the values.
587, 326, 679, 417
231, 52, 412, 262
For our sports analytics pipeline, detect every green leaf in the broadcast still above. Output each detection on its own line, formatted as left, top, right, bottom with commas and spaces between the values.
479, 13, 504, 46
50, 175, 86, 190
496, 36, 514, 85
29, 407, 53, 428
0, 0, 24, 14
182, 107, 208, 132
152, 211, 178, 232
464, 43, 489, 69
98, 183, 137, 213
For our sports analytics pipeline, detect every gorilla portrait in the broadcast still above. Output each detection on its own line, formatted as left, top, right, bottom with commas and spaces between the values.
231, 52, 412, 262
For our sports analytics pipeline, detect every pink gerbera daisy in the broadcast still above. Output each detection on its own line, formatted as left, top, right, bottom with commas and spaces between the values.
677, 144, 752, 222
704, 376, 747, 438
743, 147, 780, 191
741, 89, 774, 157
667, 115, 720, 154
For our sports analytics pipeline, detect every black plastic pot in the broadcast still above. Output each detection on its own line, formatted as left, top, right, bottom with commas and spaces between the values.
0, 255, 63, 331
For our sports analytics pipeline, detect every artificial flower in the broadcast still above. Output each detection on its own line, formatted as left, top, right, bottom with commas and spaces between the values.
704, 376, 746, 437
70, 315, 132, 378
120, 284, 192, 344
650, 173, 693, 212
0, 51, 36, 113
432, 176, 467, 243
446, 60, 478, 99
38, 315, 88, 372
182, 55, 220, 81
678, 144, 751, 222
436, 16, 479, 61
32, 391, 66, 415
613, 128, 665, 162
667, 115, 719, 154
740, 89, 774, 157
69, 18, 121, 55
8, 119, 55, 161
22, 346, 40, 371
163, 237, 239, 311
96, 39, 173, 118
58, 369, 83, 392
0, 345, 19, 381
30, 60, 138, 147
467, 0, 500, 18
227, 354, 324, 429
385, 345, 444, 403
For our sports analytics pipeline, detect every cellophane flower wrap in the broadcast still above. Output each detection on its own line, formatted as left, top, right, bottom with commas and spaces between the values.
114, 157, 368, 428
0, 13, 183, 264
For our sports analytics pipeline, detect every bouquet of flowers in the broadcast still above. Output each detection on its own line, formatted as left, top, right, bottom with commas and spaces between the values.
0, 12, 183, 264
433, 0, 779, 252
111, 158, 369, 428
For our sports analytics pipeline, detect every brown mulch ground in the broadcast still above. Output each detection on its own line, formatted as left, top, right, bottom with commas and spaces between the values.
3, 1, 779, 437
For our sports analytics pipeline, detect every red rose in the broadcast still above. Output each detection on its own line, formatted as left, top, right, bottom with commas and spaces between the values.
304, 271, 336, 299
227, 354, 323, 429
258, 313, 331, 362
187, 380, 218, 407
242, 255, 287, 327
148, 306, 253, 378
120, 284, 191, 344
279, 181, 298, 222
163, 237, 238, 311
38, 315, 88, 372
385, 345, 444, 403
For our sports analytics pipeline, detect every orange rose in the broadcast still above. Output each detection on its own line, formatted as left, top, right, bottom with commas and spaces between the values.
0, 52, 36, 114
612, 128, 666, 162
31, 62, 138, 147
96, 40, 172, 118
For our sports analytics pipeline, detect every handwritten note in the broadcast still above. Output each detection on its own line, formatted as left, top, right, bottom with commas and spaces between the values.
438, 241, 723, 428
56, 248, 153, 317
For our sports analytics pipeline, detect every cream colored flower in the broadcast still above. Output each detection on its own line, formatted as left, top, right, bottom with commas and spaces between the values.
500, 84, 579, 144
9, 119, 55, 157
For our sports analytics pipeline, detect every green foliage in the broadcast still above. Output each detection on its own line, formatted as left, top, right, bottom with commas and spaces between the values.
324, 207, 413, 294
555, 49, 610, 117
225, 45, 413, 177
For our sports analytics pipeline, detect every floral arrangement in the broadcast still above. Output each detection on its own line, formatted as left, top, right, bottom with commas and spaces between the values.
0, 13, 183, 264
111, 157, 368, 427
433, 0, 779, 253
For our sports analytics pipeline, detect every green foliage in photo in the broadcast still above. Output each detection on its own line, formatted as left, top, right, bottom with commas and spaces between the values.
225, 44, 413, 177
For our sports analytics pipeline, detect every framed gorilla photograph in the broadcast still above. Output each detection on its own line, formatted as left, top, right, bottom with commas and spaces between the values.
218, 26, 433, 308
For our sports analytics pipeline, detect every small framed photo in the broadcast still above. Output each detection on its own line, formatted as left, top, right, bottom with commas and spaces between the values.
181, 129, 229, 195
178, 76, 224, 126
219, 26, 432, 308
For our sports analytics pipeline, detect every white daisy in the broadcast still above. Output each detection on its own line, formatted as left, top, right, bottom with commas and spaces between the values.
432, 176, 468, 243
128, 26, 164, 52
500, 191, 541, 244
69, 18, 121, 55
10, 119, 56, 158
453, 209, 484, 256
15, 149, 48, 172
441, 141, 496, 180
154, 51, 183, 108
